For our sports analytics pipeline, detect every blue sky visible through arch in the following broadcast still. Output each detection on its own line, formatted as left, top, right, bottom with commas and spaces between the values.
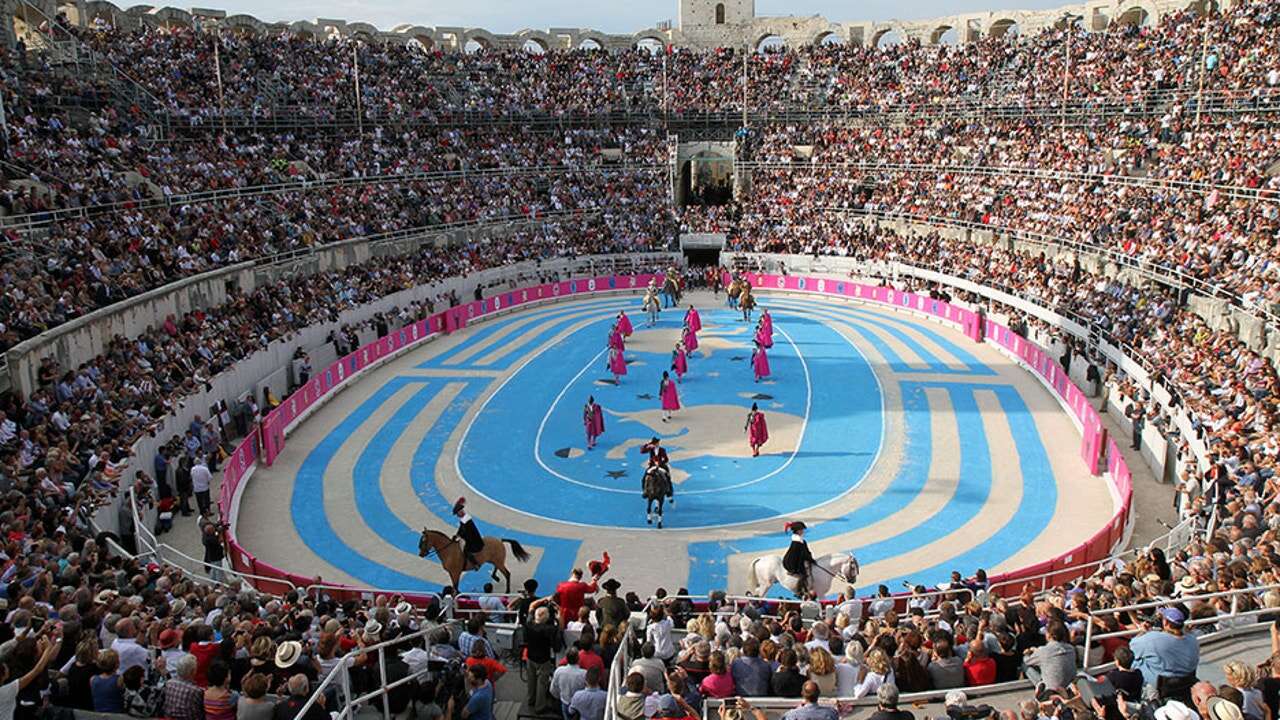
199, 0, 1076, 36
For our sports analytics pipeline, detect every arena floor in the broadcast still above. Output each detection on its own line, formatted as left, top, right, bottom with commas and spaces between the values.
236, 290, 1115, 597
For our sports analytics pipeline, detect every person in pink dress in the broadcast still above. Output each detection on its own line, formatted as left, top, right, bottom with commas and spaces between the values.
671, 341, 688, 383
607, 346, 627, 383
682, 320, 698, 356
745, 402, 769, 457
608, 326, 624, 352
583, 396, 605, 449
659, 371, 680, 422
752, 340, 771, 382
685, 306, 702, 333
617, 311, 633, 338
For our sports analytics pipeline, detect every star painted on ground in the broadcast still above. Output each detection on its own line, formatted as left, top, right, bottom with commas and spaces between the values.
605, 470, 627, 479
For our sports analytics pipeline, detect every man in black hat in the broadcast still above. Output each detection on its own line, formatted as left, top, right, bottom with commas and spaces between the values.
597, 578, 629, 630
782, 522, 815, 598
452, 497, 485, 570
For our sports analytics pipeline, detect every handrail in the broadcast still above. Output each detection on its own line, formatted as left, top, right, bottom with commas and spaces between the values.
0, 163, 666, 230
1081, 583, 1280, 671
294, 623, 435, 720
794, 207, 1280, 327
737, 160, 1280, 204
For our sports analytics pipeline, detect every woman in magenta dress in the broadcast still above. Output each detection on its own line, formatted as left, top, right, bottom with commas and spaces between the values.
584, 396, 605, 449
752, 339, 771, 383
671, 341, 688, 383
659, 371, 680, 422
607, 346, 627, 383
617, 311, 633, 338
608, 325, 624, 352
745, 402, 768, 457
682, 320, 699, 357
685, 306, 702, 333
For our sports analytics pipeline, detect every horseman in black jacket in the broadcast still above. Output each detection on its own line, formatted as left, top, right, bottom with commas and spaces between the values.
782, 521, 815, 598
451, 497, 485, 570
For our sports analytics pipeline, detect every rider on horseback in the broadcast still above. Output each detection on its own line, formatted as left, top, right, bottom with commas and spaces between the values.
452, 498, 485, 570
782, 521, 816, 599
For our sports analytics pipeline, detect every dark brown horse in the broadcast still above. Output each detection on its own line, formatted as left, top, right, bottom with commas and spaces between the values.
418, 528, 530, 592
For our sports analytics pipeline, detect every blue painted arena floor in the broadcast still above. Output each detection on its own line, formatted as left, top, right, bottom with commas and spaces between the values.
236, 291, 1115, 597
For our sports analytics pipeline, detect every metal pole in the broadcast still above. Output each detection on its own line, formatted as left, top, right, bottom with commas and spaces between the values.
1194, 13, 1211, 130
213, 29, 227, 134
742, 43, 748, 130
378, 646, 390, 720
353, 42, 363, 136
1062, 16, 1071, 132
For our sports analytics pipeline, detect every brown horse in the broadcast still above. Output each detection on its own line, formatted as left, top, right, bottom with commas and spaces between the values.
417, 529, 530, 592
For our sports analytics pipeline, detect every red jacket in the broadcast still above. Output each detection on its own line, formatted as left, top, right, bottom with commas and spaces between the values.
555, 580, 597, 627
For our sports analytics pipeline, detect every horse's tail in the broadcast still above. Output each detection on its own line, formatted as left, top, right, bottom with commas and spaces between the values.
503, 539, 531, 563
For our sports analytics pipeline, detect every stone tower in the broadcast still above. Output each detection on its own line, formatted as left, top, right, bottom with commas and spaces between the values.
679, 0, 755, 32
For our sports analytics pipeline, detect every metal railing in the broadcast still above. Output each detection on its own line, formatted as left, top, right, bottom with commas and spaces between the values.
0, 163, 666, 231
1081, 583, 1280, 671
295, 624, 435, 720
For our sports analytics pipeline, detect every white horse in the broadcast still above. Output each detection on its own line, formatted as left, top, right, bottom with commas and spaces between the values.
749, 553, 860, 599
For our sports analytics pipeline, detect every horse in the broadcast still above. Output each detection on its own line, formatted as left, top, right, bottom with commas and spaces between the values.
641, 464, 674, 529
642, 290, 661, 326
749, 552, 860, 599
418, 528, 530, 592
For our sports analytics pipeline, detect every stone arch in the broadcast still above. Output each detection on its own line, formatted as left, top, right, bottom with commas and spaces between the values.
55, 0, 82, 26
518, 29, 555, 52
82, 1, 119, 26
345, 21, 379, 42
871, 25, 905, 47
288, 20, 318, 39
632, 29, 666, 52
462, 28, 498, 53
714, 2, 725, 24
812, 29, 844, 46
1185, 0, 1218, 16
392, 24, 436, 51
146, 6, 190, 28
1115, 1, 1159, 27
576, 30, 609, 50
754, 32, 784, 52
988, 17, 1018, 38
222, 14, 264, 37
930, 24, 958, 44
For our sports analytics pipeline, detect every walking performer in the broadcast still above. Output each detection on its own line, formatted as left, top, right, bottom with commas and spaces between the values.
451, 498, 485, 570
752, 339, 771, 383
752, 311, 773, 351
659, 370, 681, 422
727, 277, 741, 309
584, 396, 605, 449
684, 305, 702, 333
642, 285, 661, 326
617, 310, 633, 338
671, 341, 688, 382
782, 521, 816, 598
745, 402, 768, 457
607, 345, 627, 384
681, 317, 699, 357
641, 463, 675, 528
608, 324, 625, 352
740, 287, 757, 322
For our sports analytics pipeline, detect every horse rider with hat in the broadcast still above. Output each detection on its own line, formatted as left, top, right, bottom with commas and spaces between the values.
452, 497, 485, 570
782, 521, 816, 598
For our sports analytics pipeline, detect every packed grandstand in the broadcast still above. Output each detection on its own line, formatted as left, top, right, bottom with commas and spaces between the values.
0, 1, 1279, 720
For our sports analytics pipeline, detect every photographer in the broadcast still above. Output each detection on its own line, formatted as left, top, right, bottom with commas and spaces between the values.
201, 518, 229, 583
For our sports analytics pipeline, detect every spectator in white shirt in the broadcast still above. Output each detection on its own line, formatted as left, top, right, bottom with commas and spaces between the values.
109, 619, 149, 674
190, 457, 213, 516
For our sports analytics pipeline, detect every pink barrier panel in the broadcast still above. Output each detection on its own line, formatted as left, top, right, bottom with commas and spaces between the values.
260, 410, 286, 466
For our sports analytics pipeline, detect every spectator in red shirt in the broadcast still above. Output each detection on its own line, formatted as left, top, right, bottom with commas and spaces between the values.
962, 642, 996, 687
563, 636, 604, 675
465, 643, 507, 682
555, 569, 599, 629
185, 624, 221, 687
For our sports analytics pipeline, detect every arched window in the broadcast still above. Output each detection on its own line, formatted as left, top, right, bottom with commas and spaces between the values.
715, 3, 726, 24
